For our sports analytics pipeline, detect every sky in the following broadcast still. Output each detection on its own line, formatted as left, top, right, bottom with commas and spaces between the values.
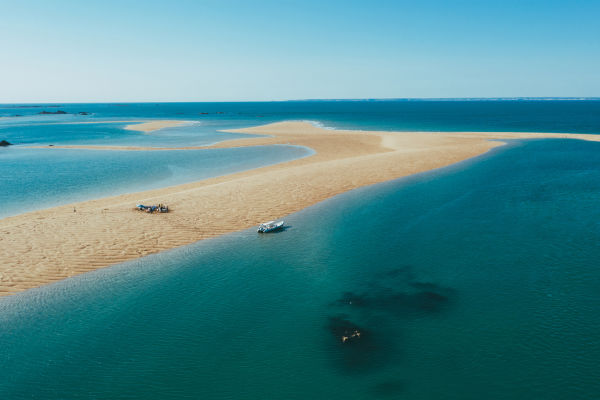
1, 0, 599, 102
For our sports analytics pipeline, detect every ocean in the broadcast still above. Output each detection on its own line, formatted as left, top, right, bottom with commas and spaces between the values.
2, 100, 600, 136
1, 101, 599, 399
0, 145, 311, 218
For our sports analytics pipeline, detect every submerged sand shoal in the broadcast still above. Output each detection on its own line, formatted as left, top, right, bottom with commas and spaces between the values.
0, 119, 187, 131
124, 120, 191, 132
1, 121, 599, 296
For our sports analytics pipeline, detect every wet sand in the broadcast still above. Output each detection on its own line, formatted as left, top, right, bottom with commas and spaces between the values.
124, 120, 191, 133
0, 119, 187, 131
1, 121, 599, 295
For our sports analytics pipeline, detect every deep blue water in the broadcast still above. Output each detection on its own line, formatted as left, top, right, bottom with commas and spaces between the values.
1, 100, 600, 140
1, 139, 600, 399
1, 102, 600, 399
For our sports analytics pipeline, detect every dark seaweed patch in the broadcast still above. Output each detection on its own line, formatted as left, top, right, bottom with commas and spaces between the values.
334, 282, 453, 318
370, 379, 404, 397
326, 268, 456, 373
335, 291, 370, 307
326, 315, 390, 373
328, 315, 366, 343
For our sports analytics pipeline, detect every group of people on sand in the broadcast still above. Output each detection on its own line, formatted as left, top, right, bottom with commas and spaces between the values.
136, 203, 169, 213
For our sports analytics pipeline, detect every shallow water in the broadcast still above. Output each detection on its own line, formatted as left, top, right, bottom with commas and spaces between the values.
2, 139, 599, 399
0, 120, 256, 147
2, 100, 600, 143
0, 145, 311, 217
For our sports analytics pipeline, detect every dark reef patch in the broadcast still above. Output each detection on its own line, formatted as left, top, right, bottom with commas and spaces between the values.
370, 379, 404, 397
335, 287, 451, 317
38, 110, 67, 115
325, 266, 456, 373
333, 266, 456, 318
328, 315, 366, 344
326, 315, 391, 373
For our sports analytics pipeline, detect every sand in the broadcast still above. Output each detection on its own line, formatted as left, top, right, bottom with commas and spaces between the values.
17, 119, 189, 131
0, 119, 188, 132
1, 121, 600, 296
124, 120, 191, 132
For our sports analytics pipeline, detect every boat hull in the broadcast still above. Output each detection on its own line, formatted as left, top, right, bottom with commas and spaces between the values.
257, 221, 284, 233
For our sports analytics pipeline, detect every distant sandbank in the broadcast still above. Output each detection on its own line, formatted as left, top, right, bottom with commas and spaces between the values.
124, 120, 191, 133
1, 121, 599, 296
0, 119, 188, 132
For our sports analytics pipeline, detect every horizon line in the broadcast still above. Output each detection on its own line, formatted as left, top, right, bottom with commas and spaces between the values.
1, 97, 599, 105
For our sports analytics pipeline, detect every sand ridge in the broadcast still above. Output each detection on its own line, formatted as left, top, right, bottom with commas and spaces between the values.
124, 120, 192, 133
1, 121, 600, 296
1, 119, 189, 133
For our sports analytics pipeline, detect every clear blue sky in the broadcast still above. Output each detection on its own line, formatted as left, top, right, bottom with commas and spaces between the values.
1, 0, 599, 102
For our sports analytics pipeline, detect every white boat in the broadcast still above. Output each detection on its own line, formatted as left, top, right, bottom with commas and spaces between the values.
257, 220, 284, 233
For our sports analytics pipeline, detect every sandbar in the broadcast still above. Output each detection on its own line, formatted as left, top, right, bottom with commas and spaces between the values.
124, 120, 191, 133
1, 119, 189, 132
1, 121, 599, 296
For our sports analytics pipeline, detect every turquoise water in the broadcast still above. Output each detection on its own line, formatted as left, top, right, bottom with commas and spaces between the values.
2, 100, 600, 135
1, 101, 600, 398
0, 145, 311, 218
1, 138, 600, 399
0, 120, 256, 147
0, 106, 316, 217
